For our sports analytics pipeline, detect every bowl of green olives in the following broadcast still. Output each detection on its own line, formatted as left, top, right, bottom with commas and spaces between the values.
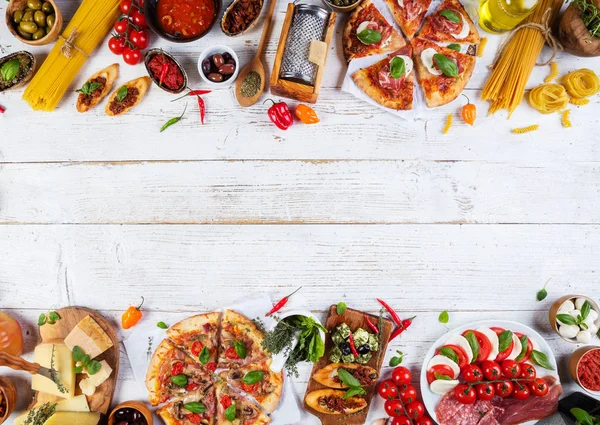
321, 0, 362, 13
5, 0, 62, 45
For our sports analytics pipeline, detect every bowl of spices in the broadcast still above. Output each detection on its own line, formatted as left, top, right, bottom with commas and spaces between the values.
5, 0, 62, 45
0, 377, 17, 425
198, 45, 239, 87
0, 51, 36, 93
144, 49, 187, 94
108, 400, 152, 425
570, 346, 600, 396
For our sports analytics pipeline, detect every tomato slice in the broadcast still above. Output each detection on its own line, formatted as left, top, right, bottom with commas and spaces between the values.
427, 365, 454, 384
225, 346, 240, 359
191, 340, 204, 356
436, 345, 468, 369
491, 327, 514, 362
514, 332, 533, 363
462, 330, 491, 362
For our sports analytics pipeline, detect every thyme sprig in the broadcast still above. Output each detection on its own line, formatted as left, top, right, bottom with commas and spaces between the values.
24, 402, 57, 425
50, 345, 68, 394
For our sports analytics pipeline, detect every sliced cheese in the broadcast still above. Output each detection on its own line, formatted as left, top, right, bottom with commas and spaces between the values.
506, 333, 523, 361
44, 412, 101, 425
430, 379, 459, 395
13, 412, 27, 425
444, 334, 473, 363
31, 343, 75, 398
451, 13, 470, 39
79, 360, 113, 396
421, 48, 443, 76
309, 40, 328, 67
56, 394, 90, 412
64, 315, 113, 359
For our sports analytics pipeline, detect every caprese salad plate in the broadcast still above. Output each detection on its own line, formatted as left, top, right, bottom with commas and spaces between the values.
420, 320, 561, 425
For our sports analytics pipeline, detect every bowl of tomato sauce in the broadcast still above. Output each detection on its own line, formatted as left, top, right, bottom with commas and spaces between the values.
570, 346, 600, 396
144, 0, 221, 43
144, 49, 188, 94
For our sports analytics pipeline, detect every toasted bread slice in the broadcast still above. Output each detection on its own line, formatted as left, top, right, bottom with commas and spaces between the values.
105, 76, 150, 116
76, 64, 119, 113
313, 363, 378, 389
305, 389, 367, 415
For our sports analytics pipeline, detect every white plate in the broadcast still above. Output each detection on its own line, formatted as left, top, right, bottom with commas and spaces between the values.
419, 320, 560, 425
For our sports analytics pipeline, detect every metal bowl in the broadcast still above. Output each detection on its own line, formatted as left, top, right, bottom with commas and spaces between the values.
320, 0, 362, 14
0, 51, 36, 93
143, 0, 221, 43
144, 49, 188, 94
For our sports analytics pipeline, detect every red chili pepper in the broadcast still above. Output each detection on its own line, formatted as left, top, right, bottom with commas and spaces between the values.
376, 298, 401, 325
264, 99, 293, 130
389, 316, 416, 341
348, 332, 359, 357
189, 90, 211, 96
0, 105, 5, 113
159, 60, 169, 87
364, 315, 379, 334
197, 96, 205, 125
389, 326, 404, 341
266, 286, 302, 316
401, 316, 416, 330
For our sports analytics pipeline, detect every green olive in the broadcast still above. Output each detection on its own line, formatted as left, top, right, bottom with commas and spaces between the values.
41, 1, 53, 12
19, 20, 38, 33
34, 11, 46, 27
27, 0, 42, 10
22, 10, 34, 22
46, 25, 51, 34
13, 10, 24, 24
31, 27, 46, 39
17, 26, 32, 39
46, 13, 55, 28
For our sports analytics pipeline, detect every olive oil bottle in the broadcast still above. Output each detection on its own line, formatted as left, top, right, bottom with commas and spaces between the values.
478, 0, 539, 33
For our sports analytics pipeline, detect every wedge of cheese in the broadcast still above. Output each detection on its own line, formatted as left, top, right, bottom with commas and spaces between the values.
44, 412, 101, 425
79, 360, 113, 396
64, 315, 113, 359
56, 394, 90, 412
31, 343, 75, 398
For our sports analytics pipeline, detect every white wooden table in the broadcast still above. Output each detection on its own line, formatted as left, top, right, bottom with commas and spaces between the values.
1, 0, 599, 422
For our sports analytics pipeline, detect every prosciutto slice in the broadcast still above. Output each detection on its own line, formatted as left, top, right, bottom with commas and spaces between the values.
431, 9, 464, 34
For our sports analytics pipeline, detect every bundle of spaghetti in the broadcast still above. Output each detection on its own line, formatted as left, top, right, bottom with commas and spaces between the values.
22, 0, 121, 111
481, 0, 563, 116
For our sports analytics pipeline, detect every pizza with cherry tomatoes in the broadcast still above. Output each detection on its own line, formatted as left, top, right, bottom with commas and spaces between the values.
343, 0, 406, 62
218, 310, 270, 368
384, 0, 432, 39
215, 380, 271, 425
417, 0, 480, 45
157, 386, 217, 425
167, 312, 220, 372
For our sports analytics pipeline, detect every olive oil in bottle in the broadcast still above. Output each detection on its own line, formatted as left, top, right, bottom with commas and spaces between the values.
478, 0, 539, 33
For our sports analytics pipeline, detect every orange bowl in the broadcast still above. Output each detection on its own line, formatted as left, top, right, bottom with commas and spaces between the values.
0, 377, 17, 425
569, 346, 600, 395
108, 401, 153, 425
549, 294, 600, 343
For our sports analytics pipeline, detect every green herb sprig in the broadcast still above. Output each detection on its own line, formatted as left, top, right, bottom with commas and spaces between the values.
337, 368, 366, 399
38, 311, 61, 326
50, 345, 68, 394
23, 402, 57, 425
76, 81, 101, 96
389, 350, 404, 367
574, 0, 600, 38
536, 279, 550, 301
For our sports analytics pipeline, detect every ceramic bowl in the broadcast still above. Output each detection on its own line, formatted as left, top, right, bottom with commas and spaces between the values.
5, 0, 63, 46
569, 346, 600, 396
0, 51, 36, 93
0, 377, 17, 425
197, 44, 239, 87
320, 0, 362, 14
108, 400, 153, 425
144, 49, 188, 94
549, 294, 600, 343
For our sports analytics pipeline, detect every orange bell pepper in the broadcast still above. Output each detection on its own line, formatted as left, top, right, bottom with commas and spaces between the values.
294, 104, 320, 124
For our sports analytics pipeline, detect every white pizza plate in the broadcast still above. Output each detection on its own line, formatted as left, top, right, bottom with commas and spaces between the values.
419, 320, 560, 425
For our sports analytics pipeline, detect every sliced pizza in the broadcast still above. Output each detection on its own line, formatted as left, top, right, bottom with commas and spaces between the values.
417, 0, 480, 44
146, 339, 215, 406
167, 312, 221, 370
343, 0, 406, 62
215, 380, 270, 425
157, 386, 217, 425
384, 0, 432, 39
218, 310, 270, 368
352, 45, 415, 110
411, 37, 476, 107
218, 360, 283, 413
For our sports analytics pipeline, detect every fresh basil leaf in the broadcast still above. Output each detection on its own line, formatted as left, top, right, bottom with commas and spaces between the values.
440, 9, 461, 22
184, 402, 207, 414
225, 404, 236, 421
357, 29, 382, 44
337, 302, 347, 315
571, 408, 594, 425
515, 335, 529, 361
1, 59, 19, 82
157, 321, 168, 329
531, 350, 554, 370
81, 354, 91, 366
38, 314, 47, 326
390, 56, 405, 79
434, 372, 452, 380
580, 322, 589, 330
86, 360, 102, 375
433, 54, 459, 77
76, 81, 101, 95
447, 43, 461, 51
199, 346, 210, 364
557, 313, 577, 326
171, 374, 188, 387
581, 300, 591, 320
242, 371, 264, 385
72, 346, 86, 363
48, 311, 61, 322
438, 310, 449, 324
116, 85, 128, 102
343, 386, 366, 399
439, 347, 459, 364
536, 288, 548, 301
498, 330, 514, 353
337, 368, 362, 388
48, 319, 56, 325
74, 365, 84, 373
234, 340, 247, 359
389, 350, 404, 367
464, 331, 479, 363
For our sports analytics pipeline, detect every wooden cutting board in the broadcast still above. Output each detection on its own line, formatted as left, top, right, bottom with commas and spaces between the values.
29, 307, 120, 417
303, 305, 395, 425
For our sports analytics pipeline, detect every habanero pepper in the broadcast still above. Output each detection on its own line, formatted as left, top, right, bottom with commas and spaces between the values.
461, 95, 476, 126
265, 99, 293, 130
122, 297, 144, 329
294, 104, 320, 124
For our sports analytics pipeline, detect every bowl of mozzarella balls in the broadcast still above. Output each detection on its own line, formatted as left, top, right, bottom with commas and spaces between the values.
549, 295, 600, 344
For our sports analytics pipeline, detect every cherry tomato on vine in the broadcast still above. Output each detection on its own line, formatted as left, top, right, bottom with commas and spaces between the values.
123, 46, 142, 65
131, 10, 148, 28
415, 417, 434, 425
392, 366, 412, 385
501, 360, 521, 379
520, 363, 536, 380
384, 399, 405, 417
481, 360, 502, 381
475, 383, 495, 401
405, 401, 425, 420
130, 29, 149, 49
108, 35, 126, 55
513, 383, 531, 400
114, 18, 130, 33
399, 385, 418, 404
391, 415, 412, 425
378, 379, 399, 400
454, 384, 476, 404
529, 378, 549, 397
462, 364, 484, 383
120, 0, 133, 14
495, 381, 514, 398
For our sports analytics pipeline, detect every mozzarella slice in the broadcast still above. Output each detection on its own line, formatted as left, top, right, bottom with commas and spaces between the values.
476, 328, 499, 361
357, 21, 375, 35
393, 55, 413, 77
427, 355, 460, 378
430, 379, 460, 395
397, 0, 404, 7
444, 335, 473, 363
506, 333, 523, 360
420, 48, 443, 76
451, 13, 470, 39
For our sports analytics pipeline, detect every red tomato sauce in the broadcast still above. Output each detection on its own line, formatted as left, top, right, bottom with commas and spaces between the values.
148, 54, 184, 90
157, 0, 216, 38
578, 349, 600, 391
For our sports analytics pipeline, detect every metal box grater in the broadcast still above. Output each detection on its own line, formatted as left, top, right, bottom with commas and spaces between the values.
279, 4, 331, 86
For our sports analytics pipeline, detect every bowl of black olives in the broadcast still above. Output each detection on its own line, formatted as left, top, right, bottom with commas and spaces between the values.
108, 401, 152, 425
198, 44, 239, 87
5, 0, 63, 45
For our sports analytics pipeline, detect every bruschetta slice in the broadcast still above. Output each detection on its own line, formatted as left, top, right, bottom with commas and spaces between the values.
313, 363, 378, 389
105, 76, 150, 116
305, 389, 367, 415
76, 64, 119, 113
